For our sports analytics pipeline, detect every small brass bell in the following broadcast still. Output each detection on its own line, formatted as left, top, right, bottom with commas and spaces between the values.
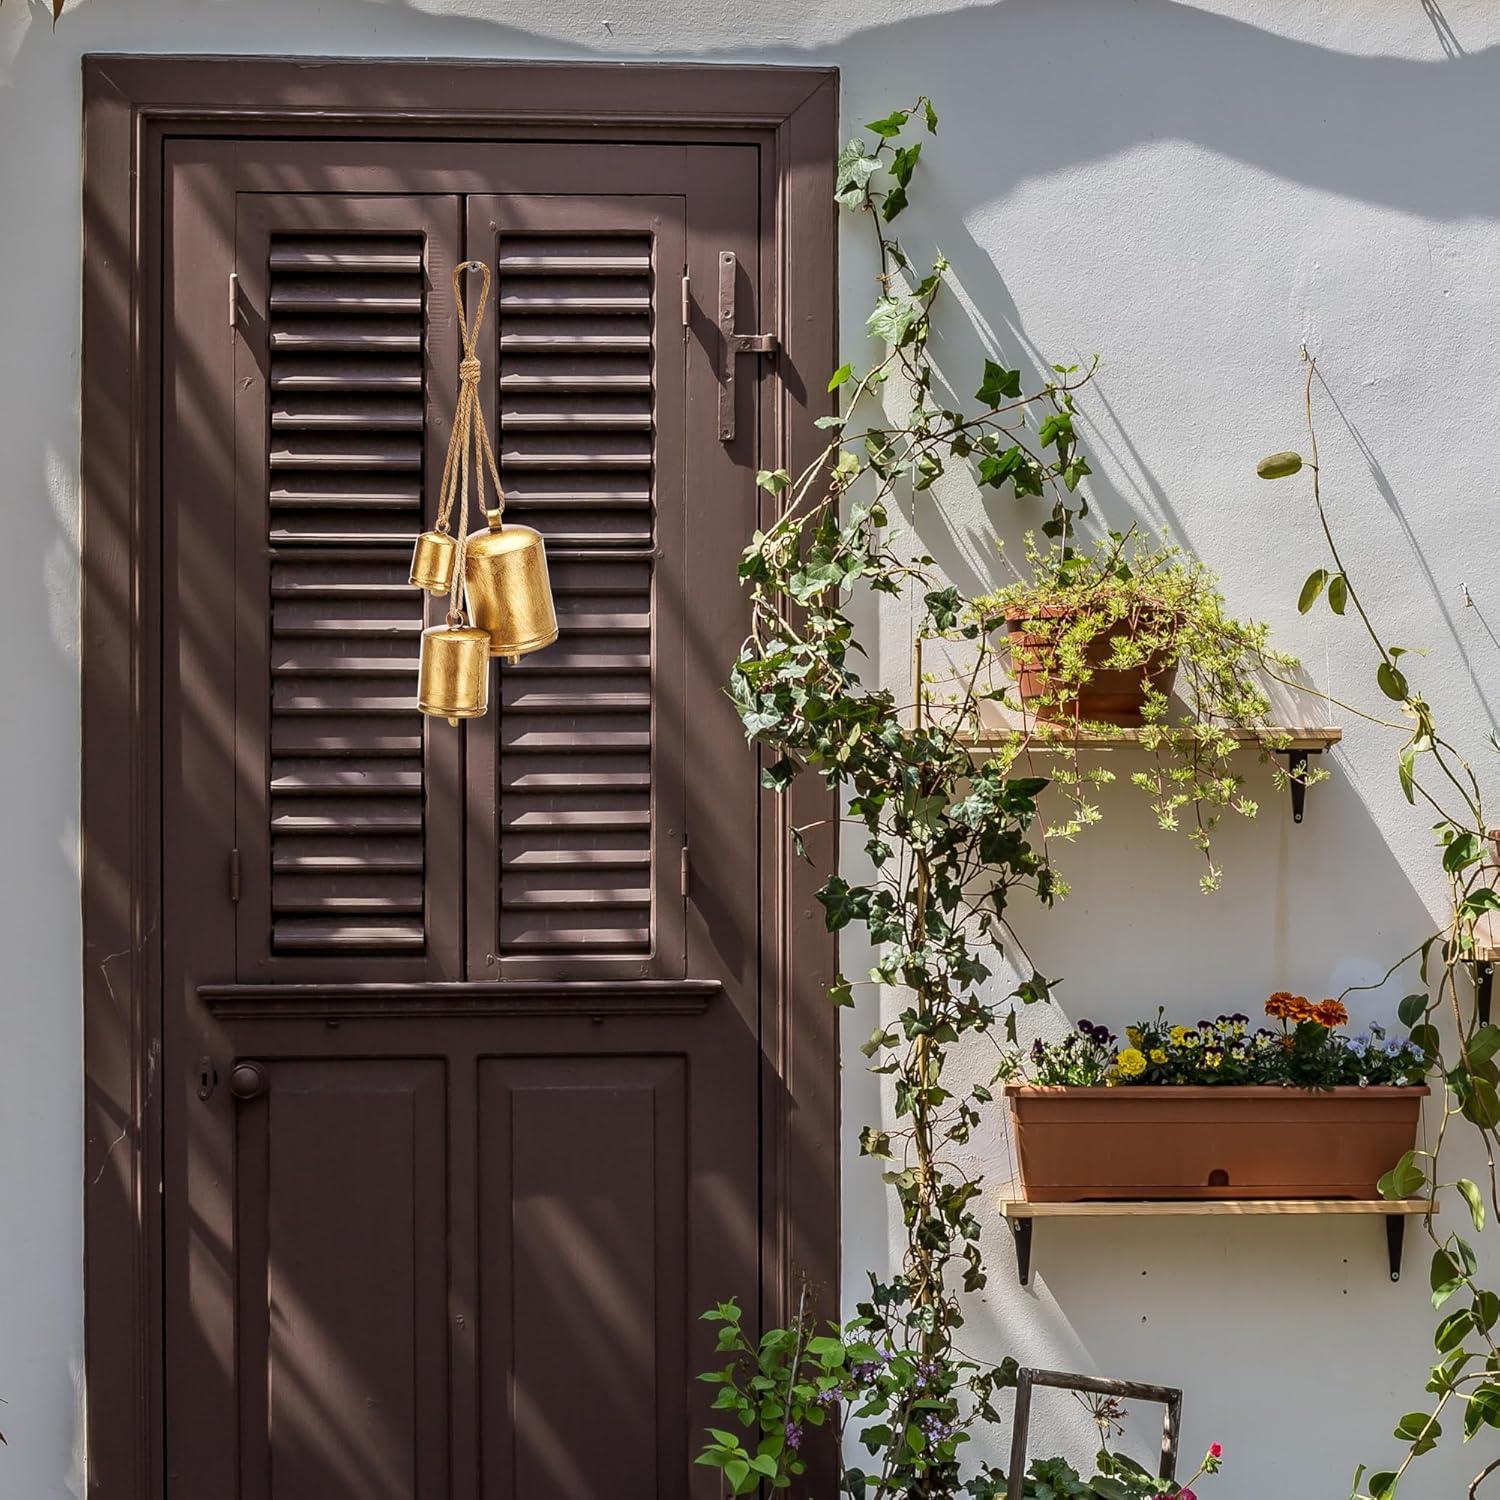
464, 507, 559, 663
409, 528, 458, 595
417, 619, 490, 725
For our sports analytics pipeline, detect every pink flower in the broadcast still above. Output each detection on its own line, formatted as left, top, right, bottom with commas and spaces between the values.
1180, 1489, 1197, 1500
1209, 1442, 1223, 1459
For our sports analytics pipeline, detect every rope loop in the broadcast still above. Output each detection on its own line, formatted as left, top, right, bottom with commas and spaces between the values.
432, 259, 508, 623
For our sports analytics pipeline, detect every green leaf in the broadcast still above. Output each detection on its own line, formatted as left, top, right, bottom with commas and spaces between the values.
756, 468, 791, 493
1435, 1307, 1474, 1352
865, 110, 908, 138
1444, 833, 1484, 873
1398, 748, 1417, 805
1457, 1178, 1486, 1232
1379, 1151, 1427, 1201
922, 98, 939, 133
975, 359, 1022, 406
1298, 569, 1329, 614
1461, 1077, 1500, 1129
1468, 1025, 1500, 1066
1256, 450, 1304, 479
827, 363, 853, 392
1398, 993, 1429, 1028
1366, 1470, 1399, 1499
890, 142, 922, 188
1328, 573, 1348, 615
1461, 888, 1500, 919
1394, 1411, 1441, 1455
1378, 660, 1409, 701
1432, 1248, 1465, 1308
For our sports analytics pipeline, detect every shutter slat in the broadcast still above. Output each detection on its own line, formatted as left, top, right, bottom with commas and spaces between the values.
266, 231, 430, 957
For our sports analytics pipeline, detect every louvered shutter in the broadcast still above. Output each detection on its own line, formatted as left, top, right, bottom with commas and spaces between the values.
465, 198, 688, 978
233, 196, 464, 979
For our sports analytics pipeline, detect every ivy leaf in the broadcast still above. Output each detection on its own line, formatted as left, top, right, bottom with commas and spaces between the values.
890, 142, 922, 188
827, 363, 853, 392
1378, 660, 1409, 701
835, 140, 880, 207
881, 185, 909, 222
1298, 569, 1329, 614
1328, 573, 1348, 615
1457, 1178, 1486, 1233
975, 359, 1022, 406
866, 296, 920, 347
923, 98, 939, 133
816, 875, 868, 932
865, 110, 908, 138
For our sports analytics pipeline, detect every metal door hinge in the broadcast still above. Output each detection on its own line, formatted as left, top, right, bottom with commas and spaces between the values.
681, 273, 692, 335
228, 848, 241, 903
717, 250, 778, 442
228, 271, 239, 329
680, 844, 691, 899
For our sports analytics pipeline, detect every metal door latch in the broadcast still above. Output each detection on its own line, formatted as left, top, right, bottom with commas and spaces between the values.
717, 251, 778, 442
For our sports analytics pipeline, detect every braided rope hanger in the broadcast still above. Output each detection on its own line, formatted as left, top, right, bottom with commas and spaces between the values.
433, 259, 508, 628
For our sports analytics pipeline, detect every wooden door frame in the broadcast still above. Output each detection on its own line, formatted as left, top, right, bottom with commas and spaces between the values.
80, 56, 839, 1500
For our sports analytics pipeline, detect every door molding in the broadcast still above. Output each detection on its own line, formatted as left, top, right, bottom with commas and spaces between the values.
80, 56, 838, 1499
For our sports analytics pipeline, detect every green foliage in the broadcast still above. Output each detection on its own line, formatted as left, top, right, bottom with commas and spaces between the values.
1259, 360, 1496, 1500
966, 530, 1302, 888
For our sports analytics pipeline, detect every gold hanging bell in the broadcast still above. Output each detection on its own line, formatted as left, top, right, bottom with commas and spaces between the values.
409, 528, 458, 595
464, 505, 559, 663
418, 616, 491, 725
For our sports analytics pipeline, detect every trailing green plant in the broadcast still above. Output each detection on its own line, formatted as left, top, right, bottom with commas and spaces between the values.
958, 528, 1305, 890
697, 96, 1227, 1499
1257, 355, 1498, 1500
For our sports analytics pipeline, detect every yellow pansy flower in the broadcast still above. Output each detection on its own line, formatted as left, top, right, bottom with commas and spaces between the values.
1149, 1048, 1167, 1064
1170, 1026, 1190, 1046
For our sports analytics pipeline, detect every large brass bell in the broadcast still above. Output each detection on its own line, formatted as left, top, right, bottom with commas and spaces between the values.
464, 506, 559, 663
417, 618, 490, 725
409, 528, 457, 595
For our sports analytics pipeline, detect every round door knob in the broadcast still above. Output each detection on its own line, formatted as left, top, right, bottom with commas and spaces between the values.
229, 1061, 268, 1101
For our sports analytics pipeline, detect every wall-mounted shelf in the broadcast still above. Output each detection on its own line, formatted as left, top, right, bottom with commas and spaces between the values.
956, 726, 1342, 824
1000, 1197, 1436, 1286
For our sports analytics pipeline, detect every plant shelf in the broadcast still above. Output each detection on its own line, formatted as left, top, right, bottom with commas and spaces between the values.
998, 1197, 1435, 1286
955, 726, 1342, 824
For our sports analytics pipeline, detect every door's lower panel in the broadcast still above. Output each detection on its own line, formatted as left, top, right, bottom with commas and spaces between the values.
216, 991, 749, 1500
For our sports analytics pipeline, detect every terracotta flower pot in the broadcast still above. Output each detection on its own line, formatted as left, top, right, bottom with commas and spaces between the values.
1006, 1084, 1428, 1202
1004, 603, 1176, 728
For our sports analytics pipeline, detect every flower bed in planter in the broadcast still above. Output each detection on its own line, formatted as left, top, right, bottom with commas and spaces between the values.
1004, 997, 1429, 1203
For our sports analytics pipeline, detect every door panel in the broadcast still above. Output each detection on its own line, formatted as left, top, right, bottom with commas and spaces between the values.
234, 1060, 449, 1500
162, 138, 768, 1500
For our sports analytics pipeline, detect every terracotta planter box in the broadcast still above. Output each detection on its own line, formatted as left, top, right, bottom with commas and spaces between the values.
1006, 1084, 1428, 1202
1004, 605, 1177, 728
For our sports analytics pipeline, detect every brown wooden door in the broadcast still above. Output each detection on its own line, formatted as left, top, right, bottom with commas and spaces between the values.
160, 138, 769, 1500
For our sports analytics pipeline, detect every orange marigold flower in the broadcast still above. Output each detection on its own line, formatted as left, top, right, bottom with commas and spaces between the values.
1312, 998, 1349, 1029
1265, 992, 1311, 1022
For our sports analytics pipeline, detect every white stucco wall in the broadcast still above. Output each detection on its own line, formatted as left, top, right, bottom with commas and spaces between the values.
3, 2, 1498, 1496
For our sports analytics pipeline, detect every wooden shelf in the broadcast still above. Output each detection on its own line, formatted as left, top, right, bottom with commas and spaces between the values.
959, 726, 1342, 753
999, 1198, 1436, 1285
